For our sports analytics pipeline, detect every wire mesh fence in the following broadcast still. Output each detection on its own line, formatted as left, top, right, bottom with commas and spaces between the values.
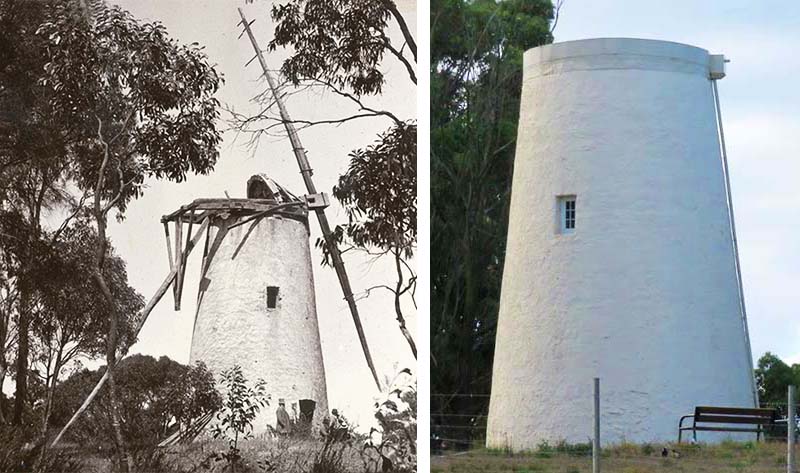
431, 392, 799, 472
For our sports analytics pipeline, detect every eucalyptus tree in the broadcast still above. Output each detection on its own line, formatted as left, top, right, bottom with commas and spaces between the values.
430, 0, 554, 444
0, 0, 223, 468
30, 221, 143, 450
0, 0, 81, 427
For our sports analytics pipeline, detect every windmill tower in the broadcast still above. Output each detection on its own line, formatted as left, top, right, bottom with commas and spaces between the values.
487, 38, 756, 448
163, 175, 329, 436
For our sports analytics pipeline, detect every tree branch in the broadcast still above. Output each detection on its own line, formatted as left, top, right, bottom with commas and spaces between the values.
550, 0, 565, 34
383, 37, 417, 85
383, 0, 416, 61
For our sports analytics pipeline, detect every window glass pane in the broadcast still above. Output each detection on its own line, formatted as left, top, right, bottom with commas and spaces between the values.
558, 196, 576, 233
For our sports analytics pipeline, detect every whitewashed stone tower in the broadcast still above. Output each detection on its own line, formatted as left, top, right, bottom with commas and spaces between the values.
487, 38, 756, 448
189, 175, 328, 435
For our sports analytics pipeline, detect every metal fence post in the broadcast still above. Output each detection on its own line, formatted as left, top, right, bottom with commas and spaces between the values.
790, 385, 796, 473
593, 377, 600, 473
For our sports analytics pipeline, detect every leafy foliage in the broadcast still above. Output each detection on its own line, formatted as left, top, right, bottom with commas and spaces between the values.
0, 0, 223, 441
268, 0, 416, 95
366, 368, 416, 472
755, 352, 800, 408
318, 122, 416, 263
32, 220, 144, 360
50, 355, 221, 451
0, 212, 143, 430
211, 365, 269, 471
0, 424, 82, 473
431, 0, 554, 444
36, 0, 223, 213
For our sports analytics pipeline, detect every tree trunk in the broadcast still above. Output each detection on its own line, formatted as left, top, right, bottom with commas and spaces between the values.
92, 118, 132, 472
13, 291, 30, 426
393, 250, 417, 359
93, 235, 132, 472
34, 347, 63, 472
0, 298, 7, 425
0, 363, 7, 425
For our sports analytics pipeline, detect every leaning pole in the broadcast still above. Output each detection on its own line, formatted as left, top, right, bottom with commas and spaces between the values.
237, 8, 382, 390
51, 9, 385, 448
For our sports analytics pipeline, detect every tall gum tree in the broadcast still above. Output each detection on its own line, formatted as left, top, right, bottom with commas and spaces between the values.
31, 1, 223, 469
430, 0, 555, 445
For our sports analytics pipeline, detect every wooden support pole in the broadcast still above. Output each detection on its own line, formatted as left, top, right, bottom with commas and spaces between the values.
173, 217, 183, 309
51, 218, 209, 448
50, 268, 176, 448
175, 212, 194, 310
164, 222, 174, 271
237, 8, 382, 390
197, 221, 211, 305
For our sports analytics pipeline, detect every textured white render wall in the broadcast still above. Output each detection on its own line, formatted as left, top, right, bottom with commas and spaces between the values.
487, 38, 755, 449
190, 214, 329, 435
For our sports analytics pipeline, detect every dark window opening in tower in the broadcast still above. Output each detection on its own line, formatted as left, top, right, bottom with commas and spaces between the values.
267, 286, 279, 308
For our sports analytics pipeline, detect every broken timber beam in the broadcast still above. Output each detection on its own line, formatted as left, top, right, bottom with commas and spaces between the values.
175, 212, 194, 310
172, 216, 183, 308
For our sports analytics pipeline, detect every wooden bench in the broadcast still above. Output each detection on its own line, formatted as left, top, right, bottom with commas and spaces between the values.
678, 406, 779, 443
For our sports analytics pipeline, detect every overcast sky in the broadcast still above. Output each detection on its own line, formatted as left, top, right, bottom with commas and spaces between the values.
553, 0, 800, 365
103, 0, 417, 429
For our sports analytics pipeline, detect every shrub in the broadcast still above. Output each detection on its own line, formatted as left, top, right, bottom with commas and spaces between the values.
50, 355, 221, 453
211, 365, 269, 472
365, 368, 416, 472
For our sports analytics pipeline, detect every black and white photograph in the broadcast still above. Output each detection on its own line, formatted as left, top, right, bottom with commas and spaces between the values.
0, 0, 416, 471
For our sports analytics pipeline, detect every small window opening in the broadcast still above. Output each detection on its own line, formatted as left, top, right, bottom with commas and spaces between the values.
558, 196, 576, 234
266, 286, 279, 308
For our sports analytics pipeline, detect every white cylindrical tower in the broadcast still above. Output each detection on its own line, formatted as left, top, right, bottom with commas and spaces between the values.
189, 175, 328, 436
487, 38, 755, 448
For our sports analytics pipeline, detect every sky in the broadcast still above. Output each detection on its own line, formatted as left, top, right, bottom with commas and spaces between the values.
553, 0, 800, 365
98, 0, 417, 429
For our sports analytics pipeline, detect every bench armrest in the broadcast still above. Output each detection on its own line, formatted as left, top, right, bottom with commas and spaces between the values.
679, 414, 695, 430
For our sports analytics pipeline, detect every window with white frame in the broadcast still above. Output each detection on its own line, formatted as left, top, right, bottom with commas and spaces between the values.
558, 196, 576, 234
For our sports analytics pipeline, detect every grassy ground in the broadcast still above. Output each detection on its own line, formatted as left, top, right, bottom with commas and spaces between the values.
431, 441, 791, 473
59, 437, 381, 473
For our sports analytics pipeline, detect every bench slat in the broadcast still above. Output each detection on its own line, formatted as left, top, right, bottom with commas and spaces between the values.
692, 426, 764, 433
695, 415, 774, 425
695, 406, 777, 417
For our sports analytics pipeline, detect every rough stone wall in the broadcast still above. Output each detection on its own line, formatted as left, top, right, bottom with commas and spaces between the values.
487, 38, 755, 449
190, 214, 329, 436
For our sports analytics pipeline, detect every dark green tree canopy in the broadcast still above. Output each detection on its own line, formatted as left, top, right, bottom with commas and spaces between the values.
431, 0, 554, 445
755, 352, 800, 407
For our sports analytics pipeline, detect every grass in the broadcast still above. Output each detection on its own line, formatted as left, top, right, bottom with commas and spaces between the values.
54, 437, 381, 473
431, 441, 791, 473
